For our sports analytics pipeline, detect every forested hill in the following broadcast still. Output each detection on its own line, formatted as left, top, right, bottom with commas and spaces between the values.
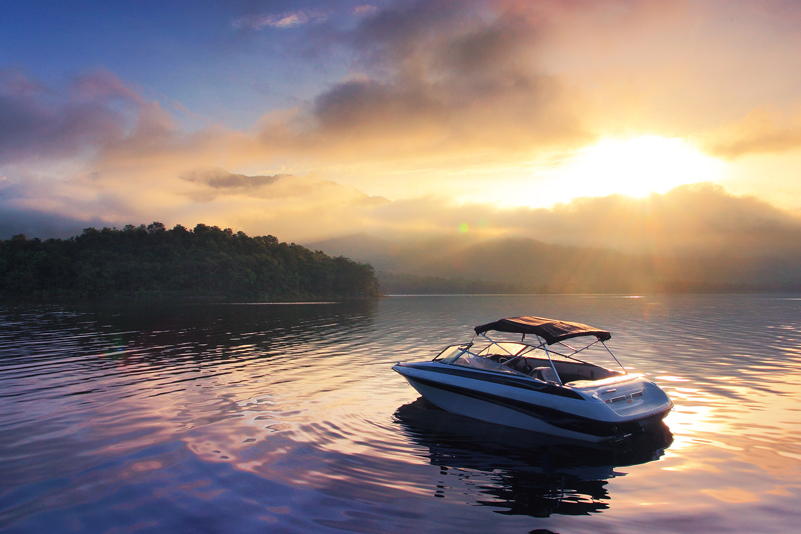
0, 223, 380, 300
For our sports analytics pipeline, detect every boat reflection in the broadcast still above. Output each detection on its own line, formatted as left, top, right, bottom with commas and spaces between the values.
394, 398, 672, 518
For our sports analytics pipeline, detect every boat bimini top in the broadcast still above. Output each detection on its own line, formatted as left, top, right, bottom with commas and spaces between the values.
474, 316, 611, 345
461, 315, 624, 386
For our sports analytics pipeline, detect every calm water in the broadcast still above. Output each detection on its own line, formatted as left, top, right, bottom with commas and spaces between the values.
1, 295, 800, 533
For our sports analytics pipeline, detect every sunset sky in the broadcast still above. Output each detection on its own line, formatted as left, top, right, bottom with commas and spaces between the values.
2, 0, 801, 251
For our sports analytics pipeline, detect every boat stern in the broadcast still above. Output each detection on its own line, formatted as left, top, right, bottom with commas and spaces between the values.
569, 374, 673, 423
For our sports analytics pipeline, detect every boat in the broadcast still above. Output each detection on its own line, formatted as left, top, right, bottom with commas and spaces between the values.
392, 315, 673, 443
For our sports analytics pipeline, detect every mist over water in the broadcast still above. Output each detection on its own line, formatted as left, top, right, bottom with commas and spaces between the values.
1, 295, 800, 533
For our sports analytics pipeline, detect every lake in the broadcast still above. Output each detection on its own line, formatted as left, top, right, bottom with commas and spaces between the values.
1, 295, 800, 533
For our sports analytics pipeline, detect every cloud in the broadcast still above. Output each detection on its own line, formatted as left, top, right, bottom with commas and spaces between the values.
245, 0, 590, 164
9, 1, 801, 184
69, 69, 143, 102
232, 9, 328, 30
0, 10, 587, 219
0, 71, 249, 230
501, 183, 801, 257
353, 5, 379, 17
702, 108, 801, 158
346, 182, 801, 258
0, 68, 136, 164
6, 0, 801, 245
1, 72, 797, 254
181, 168, 282, 189
4, 113, 801, 269
0, 205, 110, 241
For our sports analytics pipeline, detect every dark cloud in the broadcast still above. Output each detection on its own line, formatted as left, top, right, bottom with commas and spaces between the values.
348, 0, 481, 64
232, 8, 328, 30
439, 14, 538, 77
181, 168, 282, 189
0, 68, 138, 164
253, 0, 588, 159
0, 206, 110, 240
313, 79, 445, 133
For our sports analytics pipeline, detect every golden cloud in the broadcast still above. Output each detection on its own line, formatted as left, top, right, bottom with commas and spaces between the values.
702, 108, 801, 158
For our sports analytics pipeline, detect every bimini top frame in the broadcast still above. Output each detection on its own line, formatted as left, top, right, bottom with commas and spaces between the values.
470, 316, 624, 386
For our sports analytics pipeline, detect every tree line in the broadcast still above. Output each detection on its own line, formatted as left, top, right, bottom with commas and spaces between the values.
0, 223, 380, 300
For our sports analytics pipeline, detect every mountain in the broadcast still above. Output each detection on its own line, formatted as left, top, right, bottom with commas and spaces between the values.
306, 233, 801, 294
304, 233, 402, 271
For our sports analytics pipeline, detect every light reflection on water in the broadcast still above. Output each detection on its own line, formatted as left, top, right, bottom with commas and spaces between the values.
1, 295, 800, 533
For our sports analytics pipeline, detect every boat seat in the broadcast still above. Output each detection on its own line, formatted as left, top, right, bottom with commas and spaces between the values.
510, 358, 532, 374
531, 366, 558, 383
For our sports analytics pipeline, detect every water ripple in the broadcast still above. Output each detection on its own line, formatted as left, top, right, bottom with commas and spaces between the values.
1, 295, 801, 533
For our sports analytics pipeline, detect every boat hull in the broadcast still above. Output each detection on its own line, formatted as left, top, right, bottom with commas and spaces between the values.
394, 362, 672, 443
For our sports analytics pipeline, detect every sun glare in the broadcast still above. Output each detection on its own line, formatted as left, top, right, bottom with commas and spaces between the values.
476, 136, 728, 209
549, 136, 726, 199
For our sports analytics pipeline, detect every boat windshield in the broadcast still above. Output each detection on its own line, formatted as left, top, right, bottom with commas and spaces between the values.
451, 352, 522, 375
434, 345, 466, 363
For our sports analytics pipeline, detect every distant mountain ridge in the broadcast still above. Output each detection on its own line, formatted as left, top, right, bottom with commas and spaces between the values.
306, 233, 801, 294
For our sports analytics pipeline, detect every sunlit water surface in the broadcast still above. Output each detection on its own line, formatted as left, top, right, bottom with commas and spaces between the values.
1, 295, 800, 533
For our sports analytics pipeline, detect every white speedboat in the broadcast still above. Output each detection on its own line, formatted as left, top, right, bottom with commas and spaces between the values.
392, 315, 673, 443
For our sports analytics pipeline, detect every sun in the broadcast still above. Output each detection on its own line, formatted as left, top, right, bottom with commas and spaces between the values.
551, 135, 726, 198
444, 135, 728, 209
